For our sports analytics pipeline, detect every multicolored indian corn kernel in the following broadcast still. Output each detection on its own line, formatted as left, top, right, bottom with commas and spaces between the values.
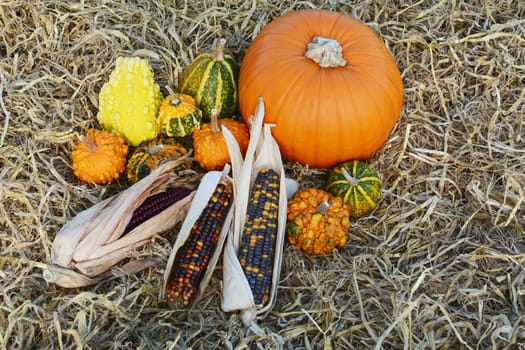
124, 186, 192, 234
166, 178, 233, 307
238, 168, 280, 305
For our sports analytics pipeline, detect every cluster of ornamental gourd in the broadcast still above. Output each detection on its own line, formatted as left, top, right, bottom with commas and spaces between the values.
69, 9, 403, 256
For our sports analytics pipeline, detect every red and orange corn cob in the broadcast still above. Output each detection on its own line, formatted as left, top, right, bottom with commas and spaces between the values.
166, 177, 233, 307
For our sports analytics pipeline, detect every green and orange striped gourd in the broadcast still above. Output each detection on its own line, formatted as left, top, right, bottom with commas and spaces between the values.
125, 136, 191, 184
158, 86, 202, 137
179, 38, 238, 120
326, 160, 382, 218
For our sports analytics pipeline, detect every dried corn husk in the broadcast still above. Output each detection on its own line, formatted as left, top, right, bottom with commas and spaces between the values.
221, 97, 293, 329
43, 158, 195, 288
161, 164, 234, 305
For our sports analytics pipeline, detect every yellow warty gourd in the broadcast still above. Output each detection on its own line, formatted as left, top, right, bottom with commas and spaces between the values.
97, 56, 163, 147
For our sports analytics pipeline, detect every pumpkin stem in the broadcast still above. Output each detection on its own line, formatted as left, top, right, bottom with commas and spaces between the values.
165, 85, 181, 105
317, 201, 330, 215
212, 38, 226, 61
79, 135, 98, 153
341, 167, 360, 186
304, 36, 347, 68
210, 109, 221, 133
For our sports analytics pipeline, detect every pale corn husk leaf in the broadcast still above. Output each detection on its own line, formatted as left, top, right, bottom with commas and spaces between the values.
220, 99, 267, 313
43, 264, 110, 288
161, 165, 234, 304
51, 158, 189, 267
46, 158, 195, 287
71, 164, 185, 262
74, 242, 152, 277
221, 125, 244, 189
49, 195, 113, 268
73, 193, 194, 277
221, 97, 290, 327
221, 125, 257, 311
76, 192, 194, 268
285, 178, 299, 200
43, 259, 161, 288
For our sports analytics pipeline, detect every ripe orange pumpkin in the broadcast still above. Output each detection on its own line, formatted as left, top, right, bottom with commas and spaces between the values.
238, 9, 404, 168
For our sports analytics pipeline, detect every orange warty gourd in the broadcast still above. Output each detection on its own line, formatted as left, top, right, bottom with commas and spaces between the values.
71, 128, 129, 184
286, 188, 350, 255
238, 9, 404, 168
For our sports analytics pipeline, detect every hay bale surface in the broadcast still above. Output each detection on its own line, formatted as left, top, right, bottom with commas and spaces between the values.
1, 1, 524, 348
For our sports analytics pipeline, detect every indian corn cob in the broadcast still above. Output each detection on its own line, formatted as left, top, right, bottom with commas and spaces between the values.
124, 186, 193, 234
238, 168, 280, 305
166, 177, 233, 307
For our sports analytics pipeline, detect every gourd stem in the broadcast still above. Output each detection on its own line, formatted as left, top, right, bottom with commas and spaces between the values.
79, 135, 98, 153
210, 109, 221, 134
304, 35, 347, 68
341, 167, 359, 186
317, 201, 330, 215
148, 144, 163, 155
212, 38, 226, 61
165, 85, 180, 105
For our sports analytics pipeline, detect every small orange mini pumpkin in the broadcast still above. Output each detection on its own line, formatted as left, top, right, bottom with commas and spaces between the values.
286, 188, 350, 255
192, 109, 249, 171
71, 128, 129, 184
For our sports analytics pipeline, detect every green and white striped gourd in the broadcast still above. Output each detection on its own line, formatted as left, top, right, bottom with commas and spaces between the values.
326, 160, 382, 218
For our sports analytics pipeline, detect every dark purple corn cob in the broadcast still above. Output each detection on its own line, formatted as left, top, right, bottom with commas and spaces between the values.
124, 187, 192, 234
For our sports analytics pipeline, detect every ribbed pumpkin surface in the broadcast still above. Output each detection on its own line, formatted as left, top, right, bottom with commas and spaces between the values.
179, 40, 237, 120
326, 160, 382, 218
238, 9, 404, 168
192, 114, 249, 171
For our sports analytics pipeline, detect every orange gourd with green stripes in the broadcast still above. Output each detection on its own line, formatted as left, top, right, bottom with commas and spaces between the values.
326, 160, 382, 218
158, 86, 202, 137
125, 136, 190, 184
179, 38, 237, 121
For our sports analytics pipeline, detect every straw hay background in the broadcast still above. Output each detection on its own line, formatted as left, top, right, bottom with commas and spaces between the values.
1, 0, 524, 349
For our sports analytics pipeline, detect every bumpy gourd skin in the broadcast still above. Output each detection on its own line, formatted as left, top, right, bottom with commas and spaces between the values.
286, 188, 350, 255
97, 56, 162, 146
72, 128, 129, 185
